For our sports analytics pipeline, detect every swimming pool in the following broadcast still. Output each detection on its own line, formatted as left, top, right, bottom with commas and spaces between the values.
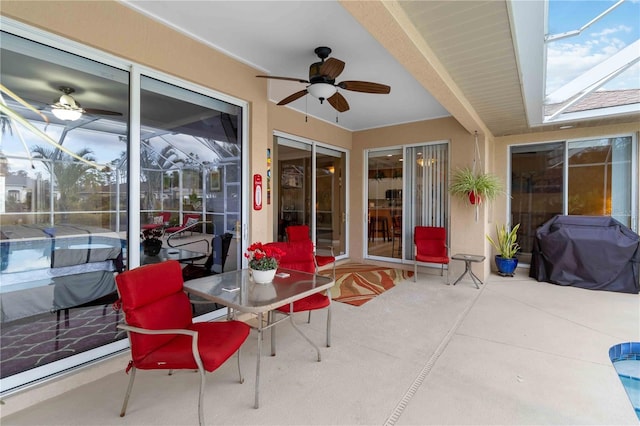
610, 342, 640, 420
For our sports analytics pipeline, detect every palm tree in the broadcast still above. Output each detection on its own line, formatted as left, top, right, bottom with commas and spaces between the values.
31, 145, 96, 213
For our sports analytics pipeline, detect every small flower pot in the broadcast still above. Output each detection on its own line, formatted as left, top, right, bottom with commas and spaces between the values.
250, 268, 277, 284
468, 191, 482, 205
143, 239, 162, 256
495, 255, 518, 277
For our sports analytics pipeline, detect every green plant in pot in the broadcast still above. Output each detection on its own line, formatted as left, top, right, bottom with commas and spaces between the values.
449, 167, 503, 205
486, 223, 520, 276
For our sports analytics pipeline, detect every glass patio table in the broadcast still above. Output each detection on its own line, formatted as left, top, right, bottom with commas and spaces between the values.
141, 247, 207, 265
183, 268, 334, 408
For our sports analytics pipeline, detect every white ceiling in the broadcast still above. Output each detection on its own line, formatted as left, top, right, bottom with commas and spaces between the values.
123, 0, 451, 132
121, 0, 639, 136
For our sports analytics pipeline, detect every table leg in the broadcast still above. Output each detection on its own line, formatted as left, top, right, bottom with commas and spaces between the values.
469, 269, 483, 287
451, 261, 480, 289
254, 312, 263, 409
288, 315, 321, 362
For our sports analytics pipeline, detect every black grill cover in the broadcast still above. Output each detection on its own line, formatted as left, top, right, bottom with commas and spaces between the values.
530, 215, 640, 294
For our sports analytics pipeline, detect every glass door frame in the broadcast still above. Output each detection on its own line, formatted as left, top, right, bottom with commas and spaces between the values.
274, 131, 349, 260
364, 141, 449, 264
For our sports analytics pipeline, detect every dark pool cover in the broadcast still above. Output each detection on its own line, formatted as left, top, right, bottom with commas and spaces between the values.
530, 215, 640, 294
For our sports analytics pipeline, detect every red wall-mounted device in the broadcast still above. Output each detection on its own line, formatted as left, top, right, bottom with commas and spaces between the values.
253, 174, 262, 210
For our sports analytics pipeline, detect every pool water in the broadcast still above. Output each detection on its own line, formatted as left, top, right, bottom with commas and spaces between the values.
610, 343, 640, 420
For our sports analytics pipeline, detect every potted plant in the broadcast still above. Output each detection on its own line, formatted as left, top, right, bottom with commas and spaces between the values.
449, 167, 503, 205
486, 223, 520, 276
141, 227, 163, 256
244, 242, 285, 284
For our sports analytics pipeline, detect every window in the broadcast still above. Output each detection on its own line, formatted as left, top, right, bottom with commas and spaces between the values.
510, 135, 637, 263
0, 25, 246, 393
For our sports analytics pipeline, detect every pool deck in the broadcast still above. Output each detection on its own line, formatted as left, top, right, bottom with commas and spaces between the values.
2, 267, 639, 425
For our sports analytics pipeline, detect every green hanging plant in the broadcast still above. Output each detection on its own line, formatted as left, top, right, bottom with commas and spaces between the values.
449, 167, 503, 205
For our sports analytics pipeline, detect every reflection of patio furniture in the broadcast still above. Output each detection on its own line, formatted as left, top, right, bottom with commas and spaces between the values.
165, 214, 202, 244
141, 212, 171, 232
165, 214, 201, 237
368, 211, 390, 242
413, 226, 450, 282
391, 215, 402, 257
141, 247, 207, 265
115, 260, 250, 426
182, 233, 233, 280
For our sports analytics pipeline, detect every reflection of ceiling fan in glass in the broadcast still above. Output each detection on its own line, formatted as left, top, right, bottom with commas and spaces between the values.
51, 86, 122, 121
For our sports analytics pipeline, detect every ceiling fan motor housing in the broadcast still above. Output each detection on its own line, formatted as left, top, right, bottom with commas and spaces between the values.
309, 62, 336, 84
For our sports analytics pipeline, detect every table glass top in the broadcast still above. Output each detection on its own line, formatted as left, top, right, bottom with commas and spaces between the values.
184, 268, 334, 313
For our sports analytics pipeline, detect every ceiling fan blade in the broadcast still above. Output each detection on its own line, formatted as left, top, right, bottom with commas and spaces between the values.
277, 89, 308, 106
337, 80, 391, 94
256, 75, 310, 84
320, 58, 345, 80
84, 108, 123, 116
327, 92, 349, 113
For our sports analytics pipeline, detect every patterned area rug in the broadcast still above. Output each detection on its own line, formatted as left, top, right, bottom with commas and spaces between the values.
322, 263, 414, 306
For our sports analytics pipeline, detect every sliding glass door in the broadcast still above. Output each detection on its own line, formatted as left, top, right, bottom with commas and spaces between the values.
275, 135, 347, 258
366, 142, 448, 261
511, 135, 637, 263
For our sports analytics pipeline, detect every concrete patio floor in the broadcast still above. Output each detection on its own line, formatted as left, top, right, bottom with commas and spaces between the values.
2, 267, 639, 425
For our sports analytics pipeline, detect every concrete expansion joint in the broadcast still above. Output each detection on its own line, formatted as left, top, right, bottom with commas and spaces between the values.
383, 282, 487, 426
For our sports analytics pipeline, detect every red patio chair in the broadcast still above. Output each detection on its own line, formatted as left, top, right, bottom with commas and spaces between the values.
165, 213, 201, 237
264, 240, 332, 351
414, 226, 450, 282
141, 211, 171, 231
115, 260, 250, 426
285, 225, 336, 279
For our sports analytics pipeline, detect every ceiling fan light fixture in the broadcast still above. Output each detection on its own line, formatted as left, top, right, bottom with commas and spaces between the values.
52, 107, 82, 121
307, 83, 336, 102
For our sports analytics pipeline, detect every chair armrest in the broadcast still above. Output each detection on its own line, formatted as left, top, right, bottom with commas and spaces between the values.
117, 323, 197, 338
117, 324, 204, 370
320, 245, 335, 257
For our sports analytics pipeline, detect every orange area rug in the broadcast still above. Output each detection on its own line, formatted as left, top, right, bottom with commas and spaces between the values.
321, 263, 414, 306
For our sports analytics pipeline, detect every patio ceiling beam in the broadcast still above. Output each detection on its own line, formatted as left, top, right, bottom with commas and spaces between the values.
340, 0, 492, 138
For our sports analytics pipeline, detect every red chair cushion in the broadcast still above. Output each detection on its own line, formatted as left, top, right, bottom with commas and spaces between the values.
265, 241, 315, 273
134, 320, 250, 372
276, 292, 330, 314
414, 226, 449, 265
415, 239, 447, 258
116, 261, 193, 365
315, 255, 335, 267
286, 225, 310, 242
415, 253, 450, 264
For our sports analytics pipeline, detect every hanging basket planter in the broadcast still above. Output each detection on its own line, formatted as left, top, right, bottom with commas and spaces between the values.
449, 167, 503, 206
468, 191, 482, 205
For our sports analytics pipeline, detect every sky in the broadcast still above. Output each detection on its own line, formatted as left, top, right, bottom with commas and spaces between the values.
545, 0, 640, 96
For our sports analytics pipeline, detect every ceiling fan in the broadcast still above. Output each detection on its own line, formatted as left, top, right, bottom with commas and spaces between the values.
256, 46, 390, 113
51, 86, 122, 121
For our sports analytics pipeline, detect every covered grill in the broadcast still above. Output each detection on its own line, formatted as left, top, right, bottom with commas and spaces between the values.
530, 215, 640, 294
